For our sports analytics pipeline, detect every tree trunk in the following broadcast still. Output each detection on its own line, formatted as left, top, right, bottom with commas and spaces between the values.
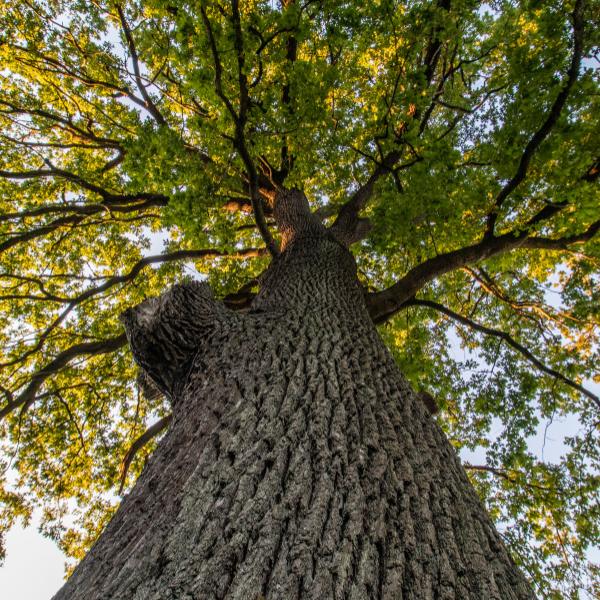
53, 191, 535, 600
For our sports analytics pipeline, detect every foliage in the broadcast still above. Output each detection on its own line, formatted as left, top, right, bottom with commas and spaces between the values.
0, 0, 598, 597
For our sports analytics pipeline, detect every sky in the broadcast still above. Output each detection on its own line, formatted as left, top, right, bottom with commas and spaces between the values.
0, 515, 65, 599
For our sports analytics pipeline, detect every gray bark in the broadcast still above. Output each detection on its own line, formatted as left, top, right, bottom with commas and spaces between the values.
53, 190, 535, 599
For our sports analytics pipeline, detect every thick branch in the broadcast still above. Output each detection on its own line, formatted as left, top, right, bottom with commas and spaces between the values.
0, 133, 116, 152
0, 198, 163, 255
0, 166, 111, 198
367, 233, 528, 323
231, 0, 278, 255
406, 298, 600, 409
0, 197, 164, 223
0, 166, 168, 254
367, 214, 599, 325
276, 0, 298, 183
522, 219, 600, 251
201, 2, 278, 256
329, 150, 401, 245
0, 273, 69, 302
0, 212, 90, 255
422, 0, 452, 85
200, 4, 238, 121
0, 165, 168, 205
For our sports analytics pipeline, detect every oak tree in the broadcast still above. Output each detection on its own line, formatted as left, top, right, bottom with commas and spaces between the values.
0, 0, 598, 597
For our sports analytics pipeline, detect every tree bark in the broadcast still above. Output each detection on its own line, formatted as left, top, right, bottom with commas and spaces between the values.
53, 190, 534, 600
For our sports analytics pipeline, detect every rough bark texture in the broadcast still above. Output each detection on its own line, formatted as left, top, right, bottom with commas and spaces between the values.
54, 190, 535, 600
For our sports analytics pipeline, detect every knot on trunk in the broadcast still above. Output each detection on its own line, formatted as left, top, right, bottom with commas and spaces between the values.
120, 281, 225, 401
274, 189, 326, 250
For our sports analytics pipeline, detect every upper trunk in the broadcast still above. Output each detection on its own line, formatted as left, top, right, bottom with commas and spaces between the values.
54, 190, 535, 600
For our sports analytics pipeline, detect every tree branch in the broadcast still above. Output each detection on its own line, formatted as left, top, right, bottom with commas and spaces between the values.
484, 0, 584, 237
463, 464, 558, 494
275, 0, 298, 184
0, 304, 73, 369
367, 233, 528, 323
0, 197, 164, 223
0, 334, 127, 422
422, 0, 452, 85
7, 42, 156, 122
0, 164, 168, 205
231, 0, 279, 255
0, 164, 168, 254
465, 266, 584, 332
367, 212, 599, 325
115, 4, 167, 126
0, 197, 164, 256
329, 150, 401, 245
405, 298, 600, 409
522, 219, 600, 251
0, 100, 122, 146
200, 2, 278, 256
64, 247, 264, 307
55, 390, 87, 453
118, 415, 172, 494
0, 248, 262, 371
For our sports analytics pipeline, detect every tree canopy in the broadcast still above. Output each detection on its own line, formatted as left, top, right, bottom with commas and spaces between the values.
0, 0, 598, 597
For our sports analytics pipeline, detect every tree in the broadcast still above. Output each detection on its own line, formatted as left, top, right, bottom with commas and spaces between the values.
0, 0, 597, 597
